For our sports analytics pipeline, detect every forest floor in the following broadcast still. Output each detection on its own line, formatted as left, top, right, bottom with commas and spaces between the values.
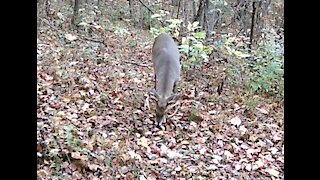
37, 11, 284, 180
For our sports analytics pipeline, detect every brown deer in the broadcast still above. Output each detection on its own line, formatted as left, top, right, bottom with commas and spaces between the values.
152, 33, 181, 127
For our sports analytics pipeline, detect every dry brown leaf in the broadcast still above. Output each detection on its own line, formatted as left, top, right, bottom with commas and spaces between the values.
254, 159, 264, 168
235, 164, 241, 171
199, 147, 207, 154
88, 164, 99, 171
230, 116, 241, 126
37, 170, 48, 178
245, 164, 252, 171
137, 136, 149, 148
224, 150, 234, 159
256, 107, 269, 114
239, 125, 247, 135
265, 168, 280, 177
206, 164, 218, 170
268, 147, 278, 154
125, 172, 134, 180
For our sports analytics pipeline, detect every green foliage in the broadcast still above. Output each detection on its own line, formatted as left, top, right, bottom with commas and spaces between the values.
246, 40, 284, 97
137, 8, 152, 29
210, 0, 232, 16
130, 40, 138, 48
179, 22, 213, 68
150, 10, 181, 37
150, 13, 213, 68
180, 25, 213, 68
65, 125, 91, 154
114, 26, 130, 36
109, 10, 124, 22
222, 31, 284, 99
244, 93, 259, 112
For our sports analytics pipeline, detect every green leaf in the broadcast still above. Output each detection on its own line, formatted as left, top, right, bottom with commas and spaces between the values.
194, 31, 206, 39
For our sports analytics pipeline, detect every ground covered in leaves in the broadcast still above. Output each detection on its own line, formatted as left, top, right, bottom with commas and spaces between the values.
37, 16, 284, 180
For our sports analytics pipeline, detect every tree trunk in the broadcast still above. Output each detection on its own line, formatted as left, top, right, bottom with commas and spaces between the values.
194, 0, 204, 24
45, 0, 50, 16
249, 0, 256, 49
128, 0, 133, 18
203, 0, 209, 32
176, 0, 181, 19
72, 0, 80, 26
192, 0, 196, 18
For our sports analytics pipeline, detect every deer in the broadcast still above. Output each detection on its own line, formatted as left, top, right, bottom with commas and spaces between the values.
151, 33, 181, 127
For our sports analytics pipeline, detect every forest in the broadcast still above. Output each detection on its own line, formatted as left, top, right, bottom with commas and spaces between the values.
37, 0, 284, 179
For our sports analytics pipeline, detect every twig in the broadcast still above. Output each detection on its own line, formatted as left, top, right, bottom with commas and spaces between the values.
79, 35, 104, 44
39, 17, 59, 31
123, 60, 150, 67
136, 0, 165, 26
136, 0, 154, 14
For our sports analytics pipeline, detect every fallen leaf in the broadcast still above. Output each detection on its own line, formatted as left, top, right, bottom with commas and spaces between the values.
206, 164, 218, 170
122, 153, 130, 162
199, 147, 206, 154
224, 150, 234, 158
120, 166, 129, 174
180, 140, 190, 145
230, 116, 241, 126
125, 172, 134, 180
88, 164, 99, 171
82, 103, 90, 111
209, 110, 217, 115
255, 159, 264, 168
212, 155, 223, 161
65, 33, 78, 41
138, 136, 149, 148
167, 150, 182, 159
175, 166, 182, 171
265, 168, 279, 177
273, 133, 282, 141
195, 137, 207, 144
159, 158, 168, 163
269, 147, 278, 154
57, 111, 65, 117
71, 152, 81, 159
235, 164, 241, 170
239, 125, 247, 134
256, 107, 268, 114
37, 170, 47, 178
245, 163, 252, 171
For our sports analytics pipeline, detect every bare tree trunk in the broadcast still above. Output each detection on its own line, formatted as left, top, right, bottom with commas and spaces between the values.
72, 0, 80, 26
176, 0, 182, 19
203, 0, 209, 33
249, 0, 256, 49
194, 0, 204, 24
182, 0, 189, 34
45, 0, 50, 16
128, 0, 133, 18
192, 0, 196, 18
171, 0, 181, 18
94, 0, 102, 21
172, 0, 179, 6
207, 2, 221, 33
